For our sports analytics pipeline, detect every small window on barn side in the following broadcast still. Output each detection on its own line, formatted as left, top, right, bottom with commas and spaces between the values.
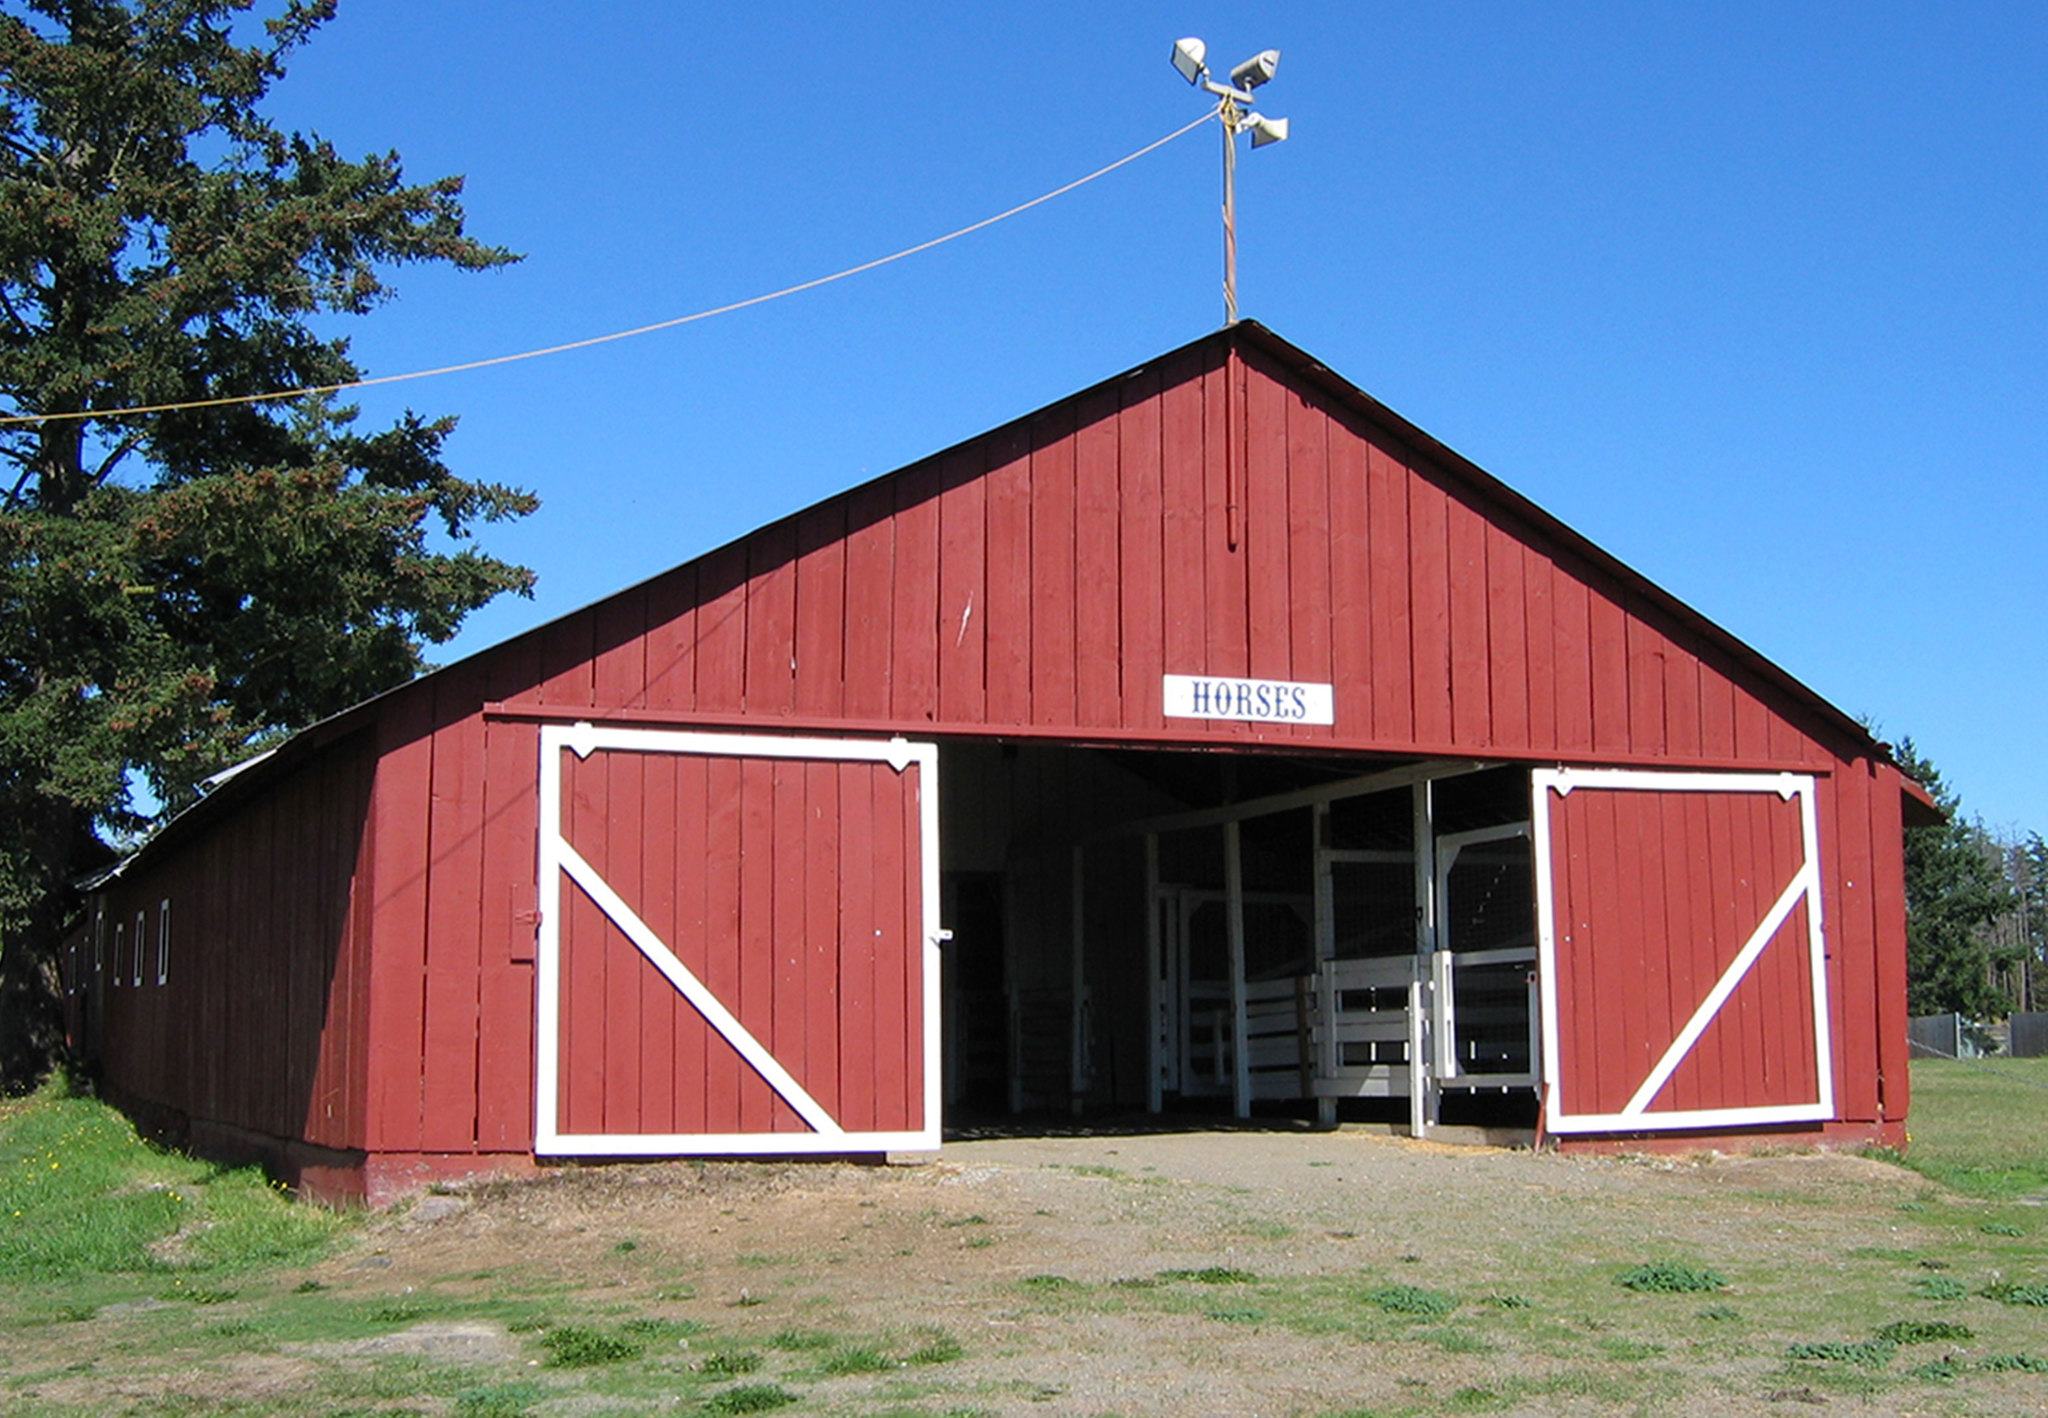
113, 921, 124, 987
157, 899, 171, 986
94, 906, 105, 977
133, 911, 144, 987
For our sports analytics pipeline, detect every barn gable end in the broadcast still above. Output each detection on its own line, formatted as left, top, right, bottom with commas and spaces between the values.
78, 321, 1913, 1201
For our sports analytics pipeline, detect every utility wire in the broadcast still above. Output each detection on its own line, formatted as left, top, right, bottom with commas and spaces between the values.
0, 111, 1218, 430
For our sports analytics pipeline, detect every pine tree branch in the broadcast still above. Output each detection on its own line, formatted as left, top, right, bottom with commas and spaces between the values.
90, 431, 143, 486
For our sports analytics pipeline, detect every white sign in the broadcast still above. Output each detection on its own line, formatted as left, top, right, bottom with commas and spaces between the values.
1162, 674, 1335, 726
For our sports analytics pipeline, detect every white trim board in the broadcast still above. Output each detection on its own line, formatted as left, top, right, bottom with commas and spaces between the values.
1531, 768, 1835, 1135
535, 722, 942, 1157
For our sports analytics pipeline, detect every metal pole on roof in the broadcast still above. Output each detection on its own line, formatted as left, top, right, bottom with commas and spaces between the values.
1169, 38, 1290, 327
1222, 95, 1239, 325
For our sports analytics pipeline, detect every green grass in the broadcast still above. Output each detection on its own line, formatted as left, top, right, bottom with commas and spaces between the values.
0, 1087, 350, 1281
1157, 1266, 1257, 1285
1362, 1284, 1458, 1317
537, 1324, 645, 1367
1899, 1058, 2048, 1201
704, 1385, 798, 1414
1616, 1261, 1727, 1294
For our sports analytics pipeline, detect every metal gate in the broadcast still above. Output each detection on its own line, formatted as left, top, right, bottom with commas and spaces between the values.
1532, 768, 1834, 1134
535, 723, 940, 1156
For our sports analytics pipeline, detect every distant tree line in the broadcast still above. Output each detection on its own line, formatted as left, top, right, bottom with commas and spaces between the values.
1895, 741, 2042, 1020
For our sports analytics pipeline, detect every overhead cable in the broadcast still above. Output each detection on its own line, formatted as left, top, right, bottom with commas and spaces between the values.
0, 111, 1218, 429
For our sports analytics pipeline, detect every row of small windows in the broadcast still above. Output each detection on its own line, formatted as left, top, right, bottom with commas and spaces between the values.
82, 900, 171, 992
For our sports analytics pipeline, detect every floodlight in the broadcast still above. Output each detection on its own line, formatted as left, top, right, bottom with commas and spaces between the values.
1171, 36, 1208, 84
1230, 49, 1280, 90
1245, 113, 1290, 148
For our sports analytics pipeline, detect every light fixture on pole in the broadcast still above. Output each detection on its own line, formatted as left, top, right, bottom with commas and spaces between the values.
1171, 37, 1290, 325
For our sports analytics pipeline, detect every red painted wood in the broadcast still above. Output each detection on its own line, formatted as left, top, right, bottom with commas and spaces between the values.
893, 460, 942, 724
365, 689, 435, 1152
1408, 476, 1452, 743
703, 755, 744, 1132
1625, 612, 1668, 757
1485, 524, 1529, 748
936, 451, 985, 724
641, 563, 698, 711
837, 758, 877, 1133
601, 733, 645, 1132
794, 502, 848, 719
737, 756, 778, 1132
1447, 495, 1490, 747
537, 609, 595, 708
561, 748, 607, 1136
901, 762, 925, 1129
1284, 384, 1332, 742
1870, 765, 1911, 1123
803, 760, 841, 1125
1548, 783, 1824, 1120
1551, 571, 1593, 754
1118, 368, 1165, 726
1522, 546, 1556, 752
1588, 591, 1630, 754
841, 482, 895, 720
1327, 407, 1370, 737
744, 522, 797, 715
475, 633, 540, 1152
1365, 444, 1411, 742
671, 751, 710, 1135
638, 751, 677, 1134
694, 544, 749, 715
1835, 767, 1880, 1121
770, 758, 807, 1131
1159, 359, 1207, 687
421, 667, 487, 1151
1202, 356, 1248, 682
1074, 388, 1123, 726
1243, 357, 1292, 688
982, 426, 1033, 725
872, 760, 910, 1127
1030, 407, 1077, 725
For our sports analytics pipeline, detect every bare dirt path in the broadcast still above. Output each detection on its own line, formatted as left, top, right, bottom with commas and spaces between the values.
279, 1125, 2044, 1415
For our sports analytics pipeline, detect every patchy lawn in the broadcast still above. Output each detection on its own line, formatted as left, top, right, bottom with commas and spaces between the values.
0, 1061, 2042, 1414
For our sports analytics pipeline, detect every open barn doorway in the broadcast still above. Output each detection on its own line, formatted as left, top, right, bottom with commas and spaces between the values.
935, 742, 1542, 1140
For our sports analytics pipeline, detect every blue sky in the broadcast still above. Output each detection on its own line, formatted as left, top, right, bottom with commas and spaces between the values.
269, 3, 2045, 832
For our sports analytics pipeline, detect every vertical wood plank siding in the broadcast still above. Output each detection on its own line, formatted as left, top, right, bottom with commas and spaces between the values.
89, 329, 1908, 1164
91, 735, 375, 1150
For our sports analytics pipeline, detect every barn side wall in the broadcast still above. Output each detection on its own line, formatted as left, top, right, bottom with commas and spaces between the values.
87, 729, 378, 1178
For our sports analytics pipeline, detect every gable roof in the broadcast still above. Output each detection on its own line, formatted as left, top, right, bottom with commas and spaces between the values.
97, 321, 1893, 886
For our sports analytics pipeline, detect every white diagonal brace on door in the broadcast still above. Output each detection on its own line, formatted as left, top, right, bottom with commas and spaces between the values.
556, 839, 843, 1137
1620, 863, 1814, 1118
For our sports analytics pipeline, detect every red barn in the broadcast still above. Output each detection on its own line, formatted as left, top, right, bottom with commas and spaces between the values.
70, 323, 1927, 1204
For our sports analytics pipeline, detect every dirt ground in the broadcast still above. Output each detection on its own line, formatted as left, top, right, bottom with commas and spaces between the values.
261, 1123, 2044, 1415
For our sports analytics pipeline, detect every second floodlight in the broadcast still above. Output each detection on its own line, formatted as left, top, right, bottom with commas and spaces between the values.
1171, 37, 1208, 84
1230, 49, 1280, 90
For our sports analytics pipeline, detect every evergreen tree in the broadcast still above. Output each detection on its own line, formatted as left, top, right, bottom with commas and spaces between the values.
0, 0, 534, 1083
1895, 741, 2016, 1018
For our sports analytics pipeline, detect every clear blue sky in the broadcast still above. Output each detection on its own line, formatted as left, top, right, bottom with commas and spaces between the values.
270, 2, 2044, 833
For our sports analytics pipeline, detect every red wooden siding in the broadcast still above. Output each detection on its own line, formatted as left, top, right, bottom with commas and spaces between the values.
551, 747, 926, 1138
492, 342, 1854, 778
90, 734, 375, 1152
1546, 785, 1822, 1119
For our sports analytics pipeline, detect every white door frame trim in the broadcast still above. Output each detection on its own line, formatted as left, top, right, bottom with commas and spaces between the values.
535, 722, 942, 1157
1531, 767, 1835, 1135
